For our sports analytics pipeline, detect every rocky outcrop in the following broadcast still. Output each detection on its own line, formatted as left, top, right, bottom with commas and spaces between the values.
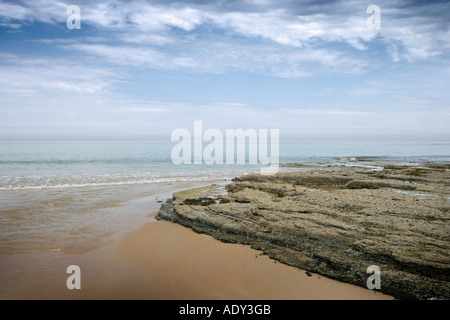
156, 165, 450, 300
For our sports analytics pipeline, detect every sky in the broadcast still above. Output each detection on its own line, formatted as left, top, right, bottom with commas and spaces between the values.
0, 0, 449, 141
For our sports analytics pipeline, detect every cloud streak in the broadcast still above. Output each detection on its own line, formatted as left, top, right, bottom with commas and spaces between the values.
0, 53, 122, 96
2, 0, 449, 72
0, 0, 449, 141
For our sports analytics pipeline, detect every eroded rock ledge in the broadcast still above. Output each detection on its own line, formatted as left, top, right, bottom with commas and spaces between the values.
156, 165, 450, 299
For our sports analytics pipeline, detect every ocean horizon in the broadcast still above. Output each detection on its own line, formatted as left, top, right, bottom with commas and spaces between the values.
0, 140, 448, 255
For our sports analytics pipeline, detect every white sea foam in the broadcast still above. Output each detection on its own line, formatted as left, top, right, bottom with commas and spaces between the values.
0, 175, 233, 191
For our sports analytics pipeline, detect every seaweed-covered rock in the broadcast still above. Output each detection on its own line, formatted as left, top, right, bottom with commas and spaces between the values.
156, 166, 450, 300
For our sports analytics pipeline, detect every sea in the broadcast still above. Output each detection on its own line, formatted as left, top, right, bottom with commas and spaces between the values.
0, 140, 449, 255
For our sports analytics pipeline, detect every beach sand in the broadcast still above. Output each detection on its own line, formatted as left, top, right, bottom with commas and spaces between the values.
2, 164, 447, 300
113, 213, 392, 300
0, 210, 392, 300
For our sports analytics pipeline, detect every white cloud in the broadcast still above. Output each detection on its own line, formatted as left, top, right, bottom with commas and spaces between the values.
0, 53, 121, 96
0, 2, 32, 21
281, 108, 378, 116
0, 0, 448, 141
65, 43, 199, 70
59, 36, 368, 78
1, 1, 447, 86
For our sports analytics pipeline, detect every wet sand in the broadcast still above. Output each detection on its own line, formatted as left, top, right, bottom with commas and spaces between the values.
0, 210, 392, 300
113, 214, 393, 300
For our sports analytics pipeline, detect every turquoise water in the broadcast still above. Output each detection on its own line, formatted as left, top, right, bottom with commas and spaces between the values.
0, 141, 448, 190
0, 141, 255, 190
280, 141, 450, 163
0, 141, 448, 253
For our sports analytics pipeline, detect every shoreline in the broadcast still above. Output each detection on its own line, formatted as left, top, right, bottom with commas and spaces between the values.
0, 211, 393, 300
2, 163, 448, 300
156, 164, 450, 300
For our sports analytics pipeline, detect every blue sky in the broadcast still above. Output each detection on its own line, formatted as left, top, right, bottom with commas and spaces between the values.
0, 0, 449, 141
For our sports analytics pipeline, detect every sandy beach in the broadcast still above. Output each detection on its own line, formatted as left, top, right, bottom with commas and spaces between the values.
114, 213, 392, 299
0, 209, 392, 300
2, 164, 448, 300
